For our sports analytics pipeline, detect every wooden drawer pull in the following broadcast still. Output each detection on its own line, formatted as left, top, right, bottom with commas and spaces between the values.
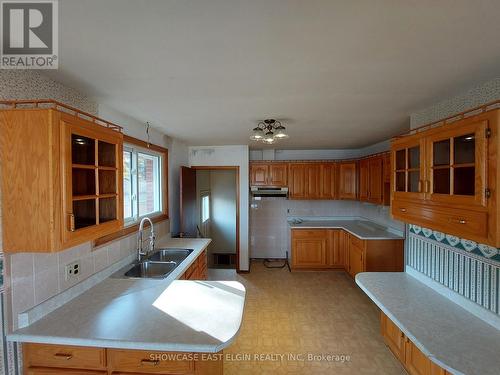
450, 218, 467, 224
54, 353, 73, 360
141, 358, 160, 366
399, 208, 407, 212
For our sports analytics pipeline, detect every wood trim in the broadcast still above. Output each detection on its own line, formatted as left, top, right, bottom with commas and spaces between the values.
191, 166, 241, 272
93, 213, 168, 248
94, 135, 169, 248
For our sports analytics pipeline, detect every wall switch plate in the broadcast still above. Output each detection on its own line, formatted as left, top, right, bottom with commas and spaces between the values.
64, 261, 81, 281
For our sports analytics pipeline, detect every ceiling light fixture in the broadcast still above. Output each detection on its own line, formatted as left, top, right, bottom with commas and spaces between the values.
250, 119, 288, 144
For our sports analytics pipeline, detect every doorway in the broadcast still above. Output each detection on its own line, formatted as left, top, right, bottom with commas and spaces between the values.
180, 166, 239, 270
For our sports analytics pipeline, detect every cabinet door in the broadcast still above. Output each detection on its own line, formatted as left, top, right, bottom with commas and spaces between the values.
359, 159, 370, 201
425, 119, 488, 208
327, 229, 344, 267
62, 116, 123, 248
289, 164, 306, 199
291, 230, 328, 268
404, 338, 433, 375
383, 152, 391, 183
268, 163, 288, 186
250, 163, 269, 185
339, 162, 357, 200
380, 313, 405, 363
26, 369, 106, 375
368, 156, 383, 204
320, 163, 337, 199
305, 163, 321, 199
392, 136, 426, 201
348, 240, 364, 277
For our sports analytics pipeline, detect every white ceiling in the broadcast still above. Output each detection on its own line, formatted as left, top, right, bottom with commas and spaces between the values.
47, 0, 500, 148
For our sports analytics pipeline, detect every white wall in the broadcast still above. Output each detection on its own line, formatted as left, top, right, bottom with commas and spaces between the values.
209, 170, 237, 254
189, 146, 250, 271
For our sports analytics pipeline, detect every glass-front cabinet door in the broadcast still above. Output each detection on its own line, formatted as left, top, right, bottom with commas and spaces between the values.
62, 118, 123, 245
425, 119, 488, 207
392, 136, 426, 201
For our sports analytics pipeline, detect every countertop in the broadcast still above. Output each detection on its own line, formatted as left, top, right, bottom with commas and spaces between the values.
8, 238, 246, 353
356, 272, 500, 375
288, 218, 404, 240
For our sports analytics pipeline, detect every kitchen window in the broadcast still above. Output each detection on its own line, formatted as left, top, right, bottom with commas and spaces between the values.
201, 193, 210, 223
124, 145, 164, 225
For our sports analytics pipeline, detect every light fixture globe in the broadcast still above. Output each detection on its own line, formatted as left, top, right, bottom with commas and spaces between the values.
274, 125, 288, 138
250, 127, 264, 140
263, 130, 275, 143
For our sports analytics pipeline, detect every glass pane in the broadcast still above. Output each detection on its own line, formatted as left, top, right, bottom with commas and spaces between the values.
395, 172, 405, 192
98, 141, 116, 167
408, 147, 420, 169
99, 170, 116, 194
72, 169, 95, 196
73, 199, 96, 229
395, 150, 406, 170
138, 152, 161, 216
202, 195, 210, 222
433, 168, 450, 194
454, 167, 475, 195
408, 171, 420, 192
454, 134, 475, 165
123, 151, 133, 219
72, 134, 95, 165
433, 139, 450, 166
99, 197, 117, 223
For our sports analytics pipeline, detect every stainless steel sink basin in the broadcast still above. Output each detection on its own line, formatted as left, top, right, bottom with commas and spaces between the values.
124, 261, 177, 279
147, 248, 193, 263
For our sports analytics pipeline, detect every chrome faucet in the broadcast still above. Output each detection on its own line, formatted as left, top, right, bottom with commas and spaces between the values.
137, 217, 156, 262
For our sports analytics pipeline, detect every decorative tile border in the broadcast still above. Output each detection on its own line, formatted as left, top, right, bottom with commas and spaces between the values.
409, 224, 500, 263
407, 231, 500, 316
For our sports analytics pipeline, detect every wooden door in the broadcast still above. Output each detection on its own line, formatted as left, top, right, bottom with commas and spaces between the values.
424, 119, 488, 208
269, 163, 288, 186
383, 152, 391, 183
62, 117, 123, 247
348, 238, 364, 277
291, 230, 327, 268
250, 163, 269, 185
368, 156, 383, 204
180, 166, 197, 236
339, 162, 357, 199
289, 163, 306, 199
359, 159, 370, 201
305, 163, 321, 199
404, 338, 433, 375
320, 163, 337, 199
381, 313, 405, 363
392, 135, 426, 201
327, 229, 344, 267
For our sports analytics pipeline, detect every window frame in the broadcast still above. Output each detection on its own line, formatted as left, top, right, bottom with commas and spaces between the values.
200, 191, 210, 224
93, 135, 168, 248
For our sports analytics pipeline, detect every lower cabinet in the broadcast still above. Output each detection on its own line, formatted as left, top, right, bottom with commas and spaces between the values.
180, 250, 208, 280
290, 229, 403, 274
380, 313, 449, 375
23, 343, 223, 375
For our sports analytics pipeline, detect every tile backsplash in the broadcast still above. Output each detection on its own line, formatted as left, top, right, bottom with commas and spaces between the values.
4, 220, 169, 331
250, 198, 403, 259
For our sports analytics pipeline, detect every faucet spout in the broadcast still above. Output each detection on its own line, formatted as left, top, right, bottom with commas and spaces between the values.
137, 217, 156, 262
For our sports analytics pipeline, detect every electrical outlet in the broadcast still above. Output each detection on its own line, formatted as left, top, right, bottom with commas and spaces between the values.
64, 261, 81, 281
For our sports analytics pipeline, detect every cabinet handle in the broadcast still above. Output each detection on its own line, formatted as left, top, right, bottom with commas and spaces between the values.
399, 208, 407, 213
450, 218, 467, 225
418, 180, 422, 193
141, 359, 160, 366
54, 353, 73, 360
68, 213, 75, 232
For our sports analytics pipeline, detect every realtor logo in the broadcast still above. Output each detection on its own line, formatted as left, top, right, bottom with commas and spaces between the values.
1, 0, 58, 69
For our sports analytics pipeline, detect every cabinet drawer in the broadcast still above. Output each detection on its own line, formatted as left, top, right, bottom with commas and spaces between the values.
291, 229, 328, 239
349, 234, 364, 250
393, 200, 487, 239
108, 349, 194, 374
26, 368, 106, 375
24, 343, 106, 370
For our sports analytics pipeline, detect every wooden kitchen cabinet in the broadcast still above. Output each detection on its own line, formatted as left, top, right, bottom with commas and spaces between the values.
288, 163, 307, 199
327, 229, 344, 267
26, 369, 106, 375
348, 240, 364, 278
359, 155, 387, 205
180, 250, 208, 280
359, 158, 370, 201
338, 162, 357, 200
305, 163, 322, 199
320, 163, 338, 199
391, 108, 500, 247
0, 102, 123, 252
291, 229, 328, 268
381, 313, 449, 375
249, 162, 288, 186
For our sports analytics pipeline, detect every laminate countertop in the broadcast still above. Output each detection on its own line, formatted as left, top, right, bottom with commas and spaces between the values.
8, 238, 246, 353
356, 272, 500, 375
288, 218, 404, 240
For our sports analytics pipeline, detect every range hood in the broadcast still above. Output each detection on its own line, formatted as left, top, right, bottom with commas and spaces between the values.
251, 186, 288, 197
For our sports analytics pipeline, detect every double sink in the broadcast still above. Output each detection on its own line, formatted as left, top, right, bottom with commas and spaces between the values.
122, 248, 194, 279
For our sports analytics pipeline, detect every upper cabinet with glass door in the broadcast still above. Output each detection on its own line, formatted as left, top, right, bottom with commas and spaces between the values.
390, 106, 500, 247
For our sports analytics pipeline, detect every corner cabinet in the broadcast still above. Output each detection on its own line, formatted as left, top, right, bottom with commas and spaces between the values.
250, 162, 288, 187
0, 103, 124, 252
391, 108, 500, 247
